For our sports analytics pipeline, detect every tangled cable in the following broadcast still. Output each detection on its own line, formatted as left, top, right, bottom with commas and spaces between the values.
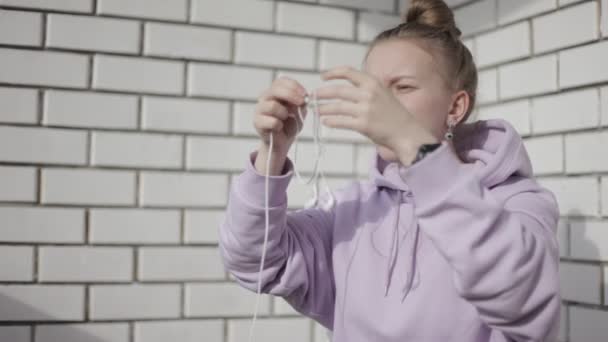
247, 89, 335, 342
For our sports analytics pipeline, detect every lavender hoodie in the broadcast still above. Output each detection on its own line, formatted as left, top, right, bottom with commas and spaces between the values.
218, 118, 561, 342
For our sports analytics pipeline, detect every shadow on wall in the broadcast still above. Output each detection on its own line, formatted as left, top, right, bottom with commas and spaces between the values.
559, 208, 603, 342
0, 293, 108, 342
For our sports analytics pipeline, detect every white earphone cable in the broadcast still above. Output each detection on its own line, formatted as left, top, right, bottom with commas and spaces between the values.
246, 89, 334, 342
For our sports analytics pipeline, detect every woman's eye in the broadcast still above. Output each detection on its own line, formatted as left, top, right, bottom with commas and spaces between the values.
397, 85, 412, 90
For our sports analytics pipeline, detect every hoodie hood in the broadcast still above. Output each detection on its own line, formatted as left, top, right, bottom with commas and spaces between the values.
368, 118, 533, 301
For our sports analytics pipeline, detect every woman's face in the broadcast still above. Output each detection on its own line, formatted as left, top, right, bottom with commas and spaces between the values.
363, 38, 463, 162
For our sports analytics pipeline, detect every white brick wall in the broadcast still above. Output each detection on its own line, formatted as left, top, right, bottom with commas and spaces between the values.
0, 0, 606, 341
532, 2, 598, 53
47, 14, 141, 54
0, 9, 43, 47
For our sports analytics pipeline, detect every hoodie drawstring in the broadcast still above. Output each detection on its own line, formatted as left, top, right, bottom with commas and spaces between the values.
384, 190, 420, 302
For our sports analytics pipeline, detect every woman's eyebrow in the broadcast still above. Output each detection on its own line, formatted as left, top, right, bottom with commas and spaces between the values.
387, 74, 417, 85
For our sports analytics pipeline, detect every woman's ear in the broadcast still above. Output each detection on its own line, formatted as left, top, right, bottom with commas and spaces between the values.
448, 89, 469, 124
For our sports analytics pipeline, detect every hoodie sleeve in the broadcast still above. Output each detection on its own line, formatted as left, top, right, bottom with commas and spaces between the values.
218, 150, 336, 329
400, 141, 560, 342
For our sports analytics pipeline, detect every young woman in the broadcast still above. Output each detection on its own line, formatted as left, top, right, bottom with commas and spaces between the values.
219, 0, 561, 341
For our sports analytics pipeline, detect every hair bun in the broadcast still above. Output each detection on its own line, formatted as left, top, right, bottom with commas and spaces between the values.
402, 0, 462, 39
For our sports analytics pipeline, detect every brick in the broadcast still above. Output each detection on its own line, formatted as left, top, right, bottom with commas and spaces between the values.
477, 69, 498, 104
235, 32, 315, 70
533, 2, 598, 53
47, 14, 140, 54
497, 0, 556, 25
190, 0, 273, 31
0, 126, 87, 165
356, 144, 376, 177
228, 318, 311, 342
476, 100, 531, 135
538, 177, 599, 216
454, 0, 497, 36
90, 284, 180, 320
278, 2, 355, 40
0, 9, 42, 46
320, 0, 393, 12
475, 22, 530, 67
0, 327, 29, 342
142, 96, 230, 134
463, 38, 475, 58
0, 285, 84, 321
603, 177, 608, 216
36, 323, 129, 342
522, 135, 563, 175
558, 304, 567, 342
144, 23, 231, 61
140, 172, 228, 207
0, 48, 88, 88
184, 282, 271, 317
602, 86, 608, 126
570, 306, 608, 341
315, 321, 332, 342
0, 0, 93, 12
42, 168, 136, 206
0, 87, 38, 124
498, 55, 558, 100
188, 63, 273, 101
44, 90, 138, 129
89, 208, 181, 245
357, 12, 400, 43
0, 166, 37, 202
91, 131, 183, 169
605, 266, 608, 305
560, 41, 608, 89
289, 141, 354, 174
232, 101, 258, 137
603, 0, 608, 37
274, 297, 300, 316
138, 247, 224, 281
186, 137, 258, 171
570, 219, 608, 261
565, 131, 608, 173
0, 246, 34, 281
0, 206, 84, 243
134, 320, 223, 342
319, 41, 367, 70
531, 88, 600, 134
94, 55, 184, 95
39, 246, 133, 282
557, 219, 569, 257
559, 262, 602, 304
445, 0, 474, 6
184, 209, 222, 244
98, 0, 187, 21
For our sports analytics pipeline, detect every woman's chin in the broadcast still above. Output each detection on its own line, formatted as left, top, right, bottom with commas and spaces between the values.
376, 145, 399, 162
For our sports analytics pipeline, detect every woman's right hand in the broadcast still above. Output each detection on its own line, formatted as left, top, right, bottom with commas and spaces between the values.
254, 76, 308, 153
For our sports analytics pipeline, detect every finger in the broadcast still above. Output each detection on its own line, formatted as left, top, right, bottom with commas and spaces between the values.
316, 101, 359, 118
257, 100, 289, 120
312, 84, 366, 103
255, 114, 284, 133
321, 115, 360, 132
261, 83, 306, 107
275, 76, 308, 97
320, 65, 373, 87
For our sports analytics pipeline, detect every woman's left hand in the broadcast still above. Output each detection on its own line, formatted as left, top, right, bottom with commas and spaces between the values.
313, 66, 439, 154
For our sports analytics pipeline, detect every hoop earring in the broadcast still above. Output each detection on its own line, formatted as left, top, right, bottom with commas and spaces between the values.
444, 120, 455, 141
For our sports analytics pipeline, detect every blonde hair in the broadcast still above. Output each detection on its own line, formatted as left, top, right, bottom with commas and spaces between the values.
365, 0, 478, 123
